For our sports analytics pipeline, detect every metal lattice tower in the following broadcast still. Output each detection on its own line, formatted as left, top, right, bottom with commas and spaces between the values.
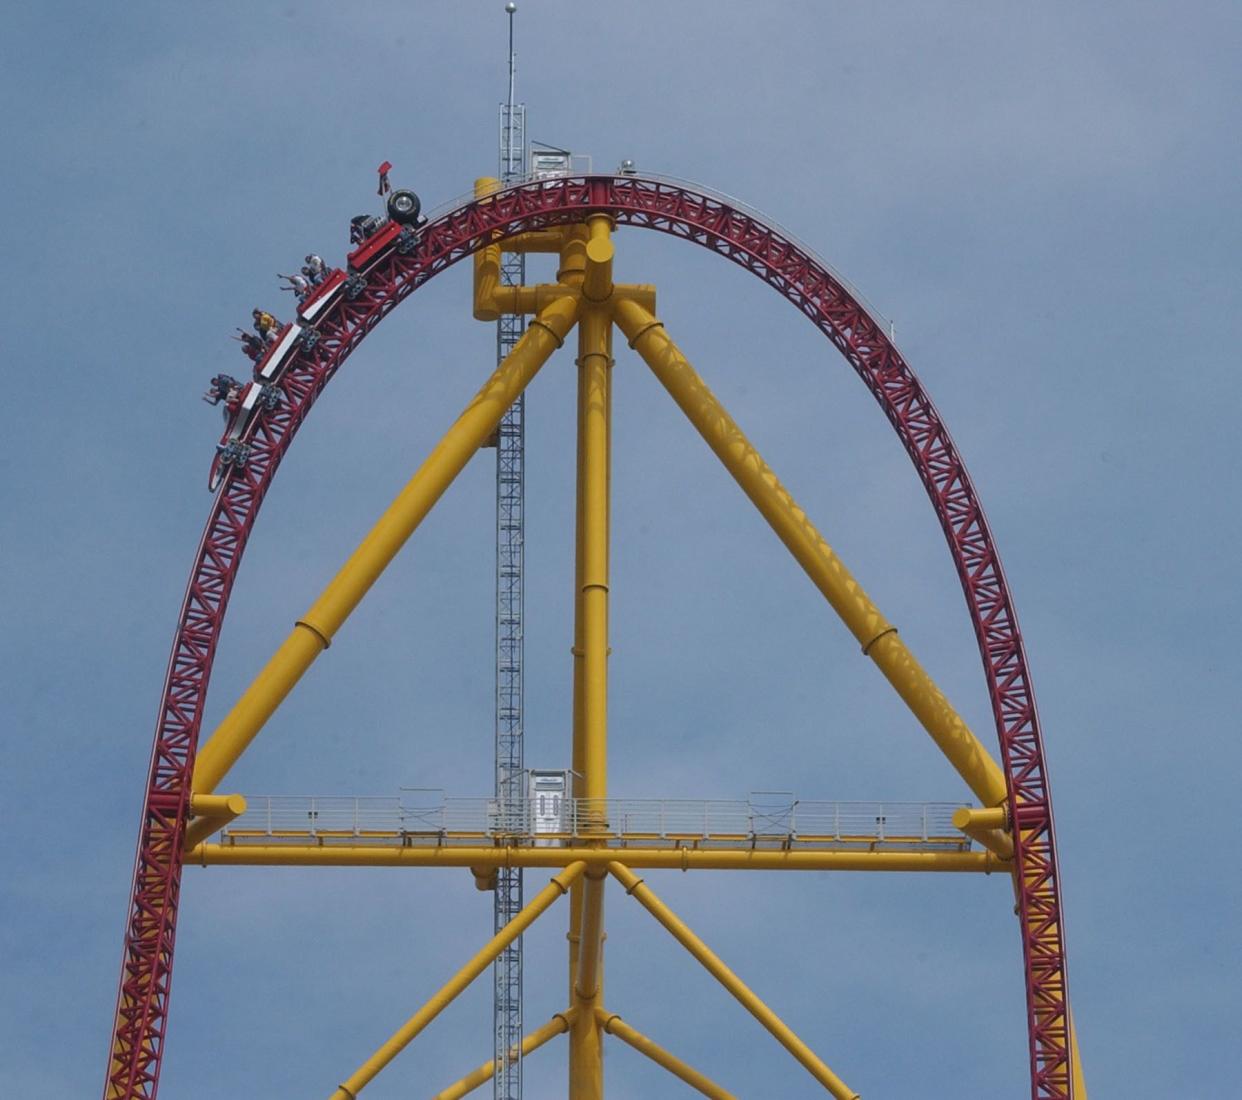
493, 7, 526, 1097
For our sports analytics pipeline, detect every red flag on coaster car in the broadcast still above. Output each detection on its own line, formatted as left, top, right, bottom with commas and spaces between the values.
377, 160, 392, 196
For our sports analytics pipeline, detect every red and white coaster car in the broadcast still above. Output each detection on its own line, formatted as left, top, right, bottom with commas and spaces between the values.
345, 189, 425, 280
207, 381, 280, 492
296, 269, 348, 325
253, 322, 311, 386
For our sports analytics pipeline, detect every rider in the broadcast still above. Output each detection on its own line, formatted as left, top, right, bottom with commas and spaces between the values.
252, 308, 280, 344
234, 329, 265, 362
304, 254, 329, 284
203, 373, 243, 421
278, 271, 311, 300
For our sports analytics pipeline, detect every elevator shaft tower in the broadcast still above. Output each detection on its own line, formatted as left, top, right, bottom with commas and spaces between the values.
492, 5, 526, 1098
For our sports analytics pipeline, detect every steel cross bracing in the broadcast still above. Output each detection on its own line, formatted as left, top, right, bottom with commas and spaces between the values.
492, 99, 528, 1100
106, 175, 1074, 1100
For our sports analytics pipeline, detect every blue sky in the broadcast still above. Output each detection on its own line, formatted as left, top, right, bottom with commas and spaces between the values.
2, 2, 1239, 1096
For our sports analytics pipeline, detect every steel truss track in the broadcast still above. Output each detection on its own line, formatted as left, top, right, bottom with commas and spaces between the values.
105, 175, 1072, 1099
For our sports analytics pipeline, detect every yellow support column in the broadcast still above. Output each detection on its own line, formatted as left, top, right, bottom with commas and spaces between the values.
568, 268, 614, 1099
567, 239, 590, 1010
472, 177, 502, 320
327, 864, 585, 1100
610, 863, 860, 1100
578, 303, 612, 804
614, 298, 1008, 810
193, 294, 581, 795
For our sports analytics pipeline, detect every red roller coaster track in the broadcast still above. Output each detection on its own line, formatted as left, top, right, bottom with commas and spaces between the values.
104, 175, 1072, 1098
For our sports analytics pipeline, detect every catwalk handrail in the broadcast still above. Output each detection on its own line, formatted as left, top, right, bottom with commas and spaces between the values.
218, 795, 972, 848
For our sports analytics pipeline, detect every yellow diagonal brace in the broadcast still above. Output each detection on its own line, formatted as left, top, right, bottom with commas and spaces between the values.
430, 1010, 576, 1100
609, 863, 859, 1100
1070, 1009, 1088, 1099
614, 298, 1007, 809
597, 1010, 736, 1099
193, 293, 581, 795
328, 863, 586, 1100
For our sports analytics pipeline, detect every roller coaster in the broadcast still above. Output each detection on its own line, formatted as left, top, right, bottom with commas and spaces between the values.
104, 171, 1084, 1099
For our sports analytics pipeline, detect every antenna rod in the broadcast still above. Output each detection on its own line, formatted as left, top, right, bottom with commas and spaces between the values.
506, 3, 518, 178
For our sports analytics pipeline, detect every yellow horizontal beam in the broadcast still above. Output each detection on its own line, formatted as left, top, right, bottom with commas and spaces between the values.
189, 793, 245, 816
189, 844, 1002, 873
504, 229, 573, 253
598, 1010, 736, 1099
181, 793, 247, 852
952, 806, 1014, 861
220, 827, 963, 845
954, 806, 1006, 829
430, 1010, 575, 1100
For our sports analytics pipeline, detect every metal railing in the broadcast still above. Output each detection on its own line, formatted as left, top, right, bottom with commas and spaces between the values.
220, 795, 972, 851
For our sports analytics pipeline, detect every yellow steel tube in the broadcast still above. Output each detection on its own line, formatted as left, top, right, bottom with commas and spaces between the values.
952, 806, 1014, 860
1070, 1010, 1088, 1099
557, 226, 588, 288
609, 863, 860, 1100
193, 294, 581, 795
483, 282, 651, 320
188, 793, 244, 816
569, 302, 613, 1100
614, 298, 1007, 810
181, 792, 247, 852
574, 873, 606, 1000
577, 304, 612, 804
567, 304, 593, 1009
192, 844, 1002, 873
192, 627, 322, 792
581, 216, 614, 303
612, 283, 657, 313
566, 877, 583, 1009
487, 282, 582, 318
431, 1010, 576, 1100
959, 825, 1014, 861
505, 229, 571, 253
956, 806, 1007, 830
472, 178, 503, 320
568, 993, 604, 1100
598, 1010, 736, 1100
327, 863, 586, 1100
570, 332, 589, 790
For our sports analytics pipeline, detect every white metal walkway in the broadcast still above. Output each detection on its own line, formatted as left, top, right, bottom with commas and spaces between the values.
216, 794, 974, 853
